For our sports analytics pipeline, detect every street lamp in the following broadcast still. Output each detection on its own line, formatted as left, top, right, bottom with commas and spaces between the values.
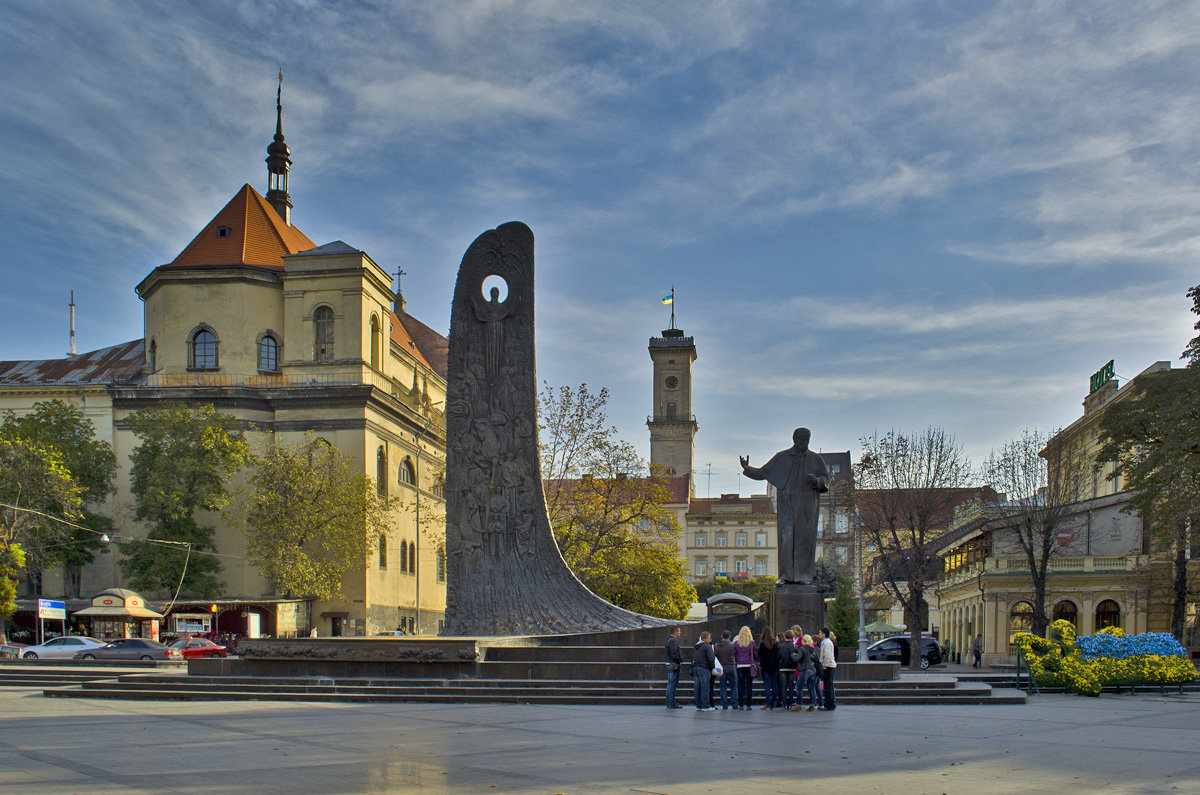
856, 518, 869, 660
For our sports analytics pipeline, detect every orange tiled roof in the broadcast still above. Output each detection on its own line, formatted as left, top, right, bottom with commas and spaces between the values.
166, 184, 316, 270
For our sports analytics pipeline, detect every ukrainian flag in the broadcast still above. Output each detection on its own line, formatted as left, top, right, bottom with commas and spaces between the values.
661, 293, 673, 305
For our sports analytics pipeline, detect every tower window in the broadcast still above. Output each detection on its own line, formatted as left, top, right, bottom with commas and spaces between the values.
216, 226, 232, 238
189, 328, 218, 370
314, 306, 334, 361
148, 338, 157, 372
378, 535, 387, 569
258, 334, 279, 372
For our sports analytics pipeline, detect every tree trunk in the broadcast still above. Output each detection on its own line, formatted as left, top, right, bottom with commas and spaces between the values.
1172, 539, 1188, 640
1031, 576, 1049, 637
906, 593, 924, 671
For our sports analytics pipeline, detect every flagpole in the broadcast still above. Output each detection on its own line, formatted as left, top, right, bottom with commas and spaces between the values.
670, 286, 675, 330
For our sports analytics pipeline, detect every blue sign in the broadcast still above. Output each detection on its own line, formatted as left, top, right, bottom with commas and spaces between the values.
37, 599, 66, 620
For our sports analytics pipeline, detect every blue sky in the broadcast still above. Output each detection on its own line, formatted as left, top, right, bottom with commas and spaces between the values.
2, 1, 1197, 496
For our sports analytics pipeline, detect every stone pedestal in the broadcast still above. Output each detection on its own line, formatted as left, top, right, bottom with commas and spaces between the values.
770, 584, 825, 636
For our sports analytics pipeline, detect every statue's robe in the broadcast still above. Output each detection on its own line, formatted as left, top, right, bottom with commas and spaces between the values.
755, 448, 828, 584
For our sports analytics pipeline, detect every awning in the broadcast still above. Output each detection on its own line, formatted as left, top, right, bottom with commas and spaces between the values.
168, 613, 212, 620
863, 621, 904, 634
74, 605, 164, 619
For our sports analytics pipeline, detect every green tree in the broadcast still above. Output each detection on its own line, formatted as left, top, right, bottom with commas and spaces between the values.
0, 432, 82, 641
825, 571, 858, 645
2, 400, 117, 594
1097, 365, 1200, 640
121, 403, 248, 596
540, 382, 696, 619
228, 433, 392, 599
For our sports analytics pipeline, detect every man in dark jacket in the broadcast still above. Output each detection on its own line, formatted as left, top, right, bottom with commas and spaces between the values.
664, 626, 683, 709
714, 630, 738, 709
693, 632, 716, 711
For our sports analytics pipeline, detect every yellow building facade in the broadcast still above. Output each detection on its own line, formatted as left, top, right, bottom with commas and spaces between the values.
935, 360, 1187, 665
0, 105, 447, 638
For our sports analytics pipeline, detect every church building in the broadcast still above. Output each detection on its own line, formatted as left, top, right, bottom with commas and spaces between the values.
0, 84, 448, 639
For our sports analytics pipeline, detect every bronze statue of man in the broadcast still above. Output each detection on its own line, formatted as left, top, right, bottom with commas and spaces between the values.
739, 427, 829, 584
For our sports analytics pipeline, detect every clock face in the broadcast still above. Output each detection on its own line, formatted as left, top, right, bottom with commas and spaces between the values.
665, 375, 679, 390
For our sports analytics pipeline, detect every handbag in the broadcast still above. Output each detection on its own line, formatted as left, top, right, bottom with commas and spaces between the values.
750, 662, 762, 678
712, 659, 724, 677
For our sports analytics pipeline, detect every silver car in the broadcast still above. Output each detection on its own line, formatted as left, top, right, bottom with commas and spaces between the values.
20, 636, 108, 659
73, 638, 182, 661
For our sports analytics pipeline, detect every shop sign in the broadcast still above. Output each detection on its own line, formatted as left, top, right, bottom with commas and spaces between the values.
1056, 527, 1080, 547
37, 599, 66, 620
1090, 360, 1115, 394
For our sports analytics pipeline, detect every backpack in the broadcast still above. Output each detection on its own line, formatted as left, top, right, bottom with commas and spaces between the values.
812, 646, 824, 676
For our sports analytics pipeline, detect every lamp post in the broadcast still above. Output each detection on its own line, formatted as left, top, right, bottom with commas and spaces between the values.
856, 518, 869, 660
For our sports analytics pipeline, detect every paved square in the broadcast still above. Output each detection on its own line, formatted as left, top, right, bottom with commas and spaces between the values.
1, 687, 1197, 793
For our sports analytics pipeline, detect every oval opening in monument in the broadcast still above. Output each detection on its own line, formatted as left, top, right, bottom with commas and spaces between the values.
481, 274, 509, 303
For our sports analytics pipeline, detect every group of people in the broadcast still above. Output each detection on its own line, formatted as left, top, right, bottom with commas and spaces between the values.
665, 624, 837, 713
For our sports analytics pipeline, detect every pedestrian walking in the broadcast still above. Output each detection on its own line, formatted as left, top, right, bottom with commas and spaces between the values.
693, 632, 717, 711
714, 630, 737, 709
664, 626, 683, 709
818, 626, 837, 710
758, 627, 780, 710
797, 634, 820, 710
972, 634, 982, 669
732, 625, 758, 709
777, 630, 798, 710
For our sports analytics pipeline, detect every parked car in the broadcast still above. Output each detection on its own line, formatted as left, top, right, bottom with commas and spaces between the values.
862, 636, 944, 669
20, 636, 108, 659
73, 638, 182, 661
169, 637, 228, 659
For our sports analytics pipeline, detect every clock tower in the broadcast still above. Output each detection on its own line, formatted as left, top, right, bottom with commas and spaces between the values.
647, 325, 698, 495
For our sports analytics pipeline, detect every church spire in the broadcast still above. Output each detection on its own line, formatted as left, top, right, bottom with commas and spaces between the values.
265, 69, 293, 225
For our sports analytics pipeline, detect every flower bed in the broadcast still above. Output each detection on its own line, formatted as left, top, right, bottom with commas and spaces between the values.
1014, 621, 1196, 697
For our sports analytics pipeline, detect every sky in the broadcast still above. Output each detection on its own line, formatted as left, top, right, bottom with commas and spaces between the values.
2, 1, 1198, 497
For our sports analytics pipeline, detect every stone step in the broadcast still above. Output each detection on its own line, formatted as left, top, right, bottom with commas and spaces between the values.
44, 683, 1024, 706
72, 677, 989, 699
125, 673, 956, 690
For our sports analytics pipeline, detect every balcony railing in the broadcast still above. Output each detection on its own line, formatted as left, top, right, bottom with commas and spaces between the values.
137, 369, 444, 424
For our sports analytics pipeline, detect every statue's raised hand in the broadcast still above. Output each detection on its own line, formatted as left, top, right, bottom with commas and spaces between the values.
738, 455, 750, 470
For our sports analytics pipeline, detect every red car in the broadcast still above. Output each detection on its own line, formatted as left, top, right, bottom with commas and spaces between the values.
169, 637, 228, 659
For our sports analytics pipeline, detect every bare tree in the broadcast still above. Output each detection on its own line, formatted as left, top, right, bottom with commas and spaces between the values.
982, 428, 1088, 637
855, 427, 975, 670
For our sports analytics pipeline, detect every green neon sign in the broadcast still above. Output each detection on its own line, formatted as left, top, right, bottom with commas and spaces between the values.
1090, 360, 1115, 394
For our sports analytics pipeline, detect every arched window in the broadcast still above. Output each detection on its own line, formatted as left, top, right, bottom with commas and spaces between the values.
376, 446, 388, 497
436, 548, 446, 582
190, 328, 218, 370
432, 476, 445, 499
400, 540, 409, 573
148, 338, 157, 372
1009, 601, 1034, 642
369, 314, 381, 369
1095, 600, 1121, 630
258, 334, 279, 372
399, 457, 416, 486
409, 542, 416, 573
1053, 600, 1078, 628
314, 306, 334, 361
378, 535, 387, 569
